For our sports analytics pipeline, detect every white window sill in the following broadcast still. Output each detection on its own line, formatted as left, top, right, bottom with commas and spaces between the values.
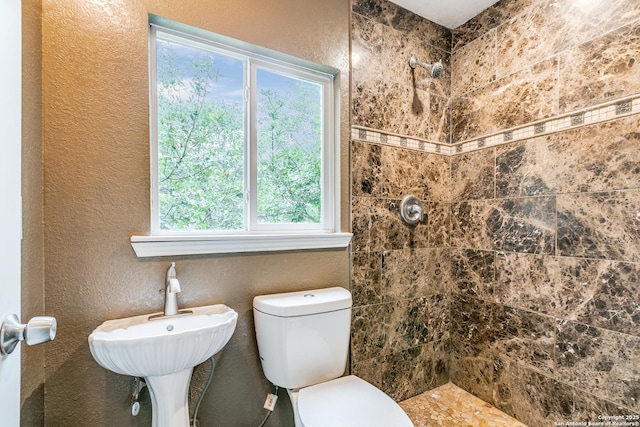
130, 232, 353, 257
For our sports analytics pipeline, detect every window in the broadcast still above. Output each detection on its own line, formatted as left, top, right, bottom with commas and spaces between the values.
131, 19, 351, 257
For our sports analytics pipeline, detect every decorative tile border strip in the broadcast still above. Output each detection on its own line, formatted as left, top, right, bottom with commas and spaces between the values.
352, 93, 640, 156
351, 127, 456, 155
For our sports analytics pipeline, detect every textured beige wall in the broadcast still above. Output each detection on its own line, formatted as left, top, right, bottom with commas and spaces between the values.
41, 0, 350, 425
21, 0, 45, 425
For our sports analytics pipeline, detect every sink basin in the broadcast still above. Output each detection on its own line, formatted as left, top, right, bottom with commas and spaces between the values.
88, 304, 237, 427
89, 304, 237, 377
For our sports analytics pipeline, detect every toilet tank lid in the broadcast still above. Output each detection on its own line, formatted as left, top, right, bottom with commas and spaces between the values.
253, 287, 352, 317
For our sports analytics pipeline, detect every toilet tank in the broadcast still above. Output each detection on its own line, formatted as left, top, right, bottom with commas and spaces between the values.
253, 287, 352, 389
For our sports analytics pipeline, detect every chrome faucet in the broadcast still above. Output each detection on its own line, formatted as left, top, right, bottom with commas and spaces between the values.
164, 262, 181, 316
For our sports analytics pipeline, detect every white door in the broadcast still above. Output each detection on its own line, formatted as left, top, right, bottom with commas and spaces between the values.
0, 0, 23, 424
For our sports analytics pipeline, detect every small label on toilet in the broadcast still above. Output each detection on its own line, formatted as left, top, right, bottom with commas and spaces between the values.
264, 393, 278, 411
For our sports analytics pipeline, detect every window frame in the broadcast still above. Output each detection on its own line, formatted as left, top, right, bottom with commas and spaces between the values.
131, 18, 350, 257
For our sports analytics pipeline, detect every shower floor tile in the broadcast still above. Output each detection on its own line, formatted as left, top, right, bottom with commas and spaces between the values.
399, 383, 528, 427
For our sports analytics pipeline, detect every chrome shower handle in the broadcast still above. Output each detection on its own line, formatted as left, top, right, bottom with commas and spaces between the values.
400, 195, 424, 225
408, 203, 422, 216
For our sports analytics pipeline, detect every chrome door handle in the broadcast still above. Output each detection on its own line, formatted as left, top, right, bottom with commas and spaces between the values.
0, 314, 57, 355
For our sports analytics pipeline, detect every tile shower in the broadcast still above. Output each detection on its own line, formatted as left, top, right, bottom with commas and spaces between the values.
349, 0, 640, 426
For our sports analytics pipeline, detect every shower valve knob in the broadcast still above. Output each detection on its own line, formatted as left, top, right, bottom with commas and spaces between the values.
0, 313, 57, 355
400, 195, 425, 226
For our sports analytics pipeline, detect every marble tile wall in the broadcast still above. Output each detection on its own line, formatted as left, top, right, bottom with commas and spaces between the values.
447, 116, 640, 425
350, 0, 640, 423
350, 141, 452, 401
449, 0, 640, 422
351, 0, 452, 143
350, 0, 452, 401
451, 0, 640, 142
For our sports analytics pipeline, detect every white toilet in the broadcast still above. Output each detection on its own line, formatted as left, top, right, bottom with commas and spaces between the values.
253, 287, 414, 427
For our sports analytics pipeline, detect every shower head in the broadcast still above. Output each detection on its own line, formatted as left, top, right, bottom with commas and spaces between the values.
430, 61, 444, 78
409, 56, 444, 78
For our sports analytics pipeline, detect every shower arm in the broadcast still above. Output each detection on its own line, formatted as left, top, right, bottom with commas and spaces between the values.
409, 56, 443, 78
409, 56, 430, 70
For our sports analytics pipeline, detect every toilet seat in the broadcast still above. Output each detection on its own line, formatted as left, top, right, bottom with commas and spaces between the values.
297, 375, 414, 427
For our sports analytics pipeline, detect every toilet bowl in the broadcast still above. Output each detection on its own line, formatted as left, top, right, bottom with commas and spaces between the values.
253, 287, 413, 427
292, 375, 412, 427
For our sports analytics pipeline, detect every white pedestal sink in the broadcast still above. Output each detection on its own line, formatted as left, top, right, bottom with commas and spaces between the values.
88, 304, 237, 427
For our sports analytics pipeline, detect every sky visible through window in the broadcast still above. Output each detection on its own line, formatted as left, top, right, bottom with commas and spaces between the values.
158, 39, 244, 106
157, 38, 309, 108
158, 37, 323, 156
